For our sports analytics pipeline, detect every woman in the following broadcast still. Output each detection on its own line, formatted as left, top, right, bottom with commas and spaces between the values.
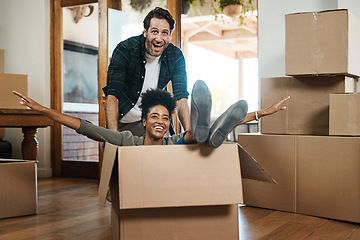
12, 80, 289, 147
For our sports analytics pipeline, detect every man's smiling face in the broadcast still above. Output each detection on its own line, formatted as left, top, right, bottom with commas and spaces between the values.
143, 17, 172, 57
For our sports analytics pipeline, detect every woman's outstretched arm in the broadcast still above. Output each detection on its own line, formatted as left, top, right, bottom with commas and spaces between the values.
241, 96, 290, 124
13, 91, 81, 130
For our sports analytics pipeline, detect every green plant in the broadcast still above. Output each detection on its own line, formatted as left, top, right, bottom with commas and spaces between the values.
219, 0, 241, 10
211, 0, 256, 25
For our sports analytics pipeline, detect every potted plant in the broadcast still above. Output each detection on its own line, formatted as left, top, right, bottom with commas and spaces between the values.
212, 0, 255, 22
220, 0, 243, 17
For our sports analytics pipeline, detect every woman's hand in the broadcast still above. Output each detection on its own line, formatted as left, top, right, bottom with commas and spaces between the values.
260, 96, 290, 117
13, 91, 46, 112
13, 90, 81, 130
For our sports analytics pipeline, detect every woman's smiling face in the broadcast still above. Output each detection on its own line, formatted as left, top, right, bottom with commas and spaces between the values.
143, 104, 170, 141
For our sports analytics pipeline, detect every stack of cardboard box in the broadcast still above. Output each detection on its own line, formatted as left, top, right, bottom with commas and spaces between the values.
238, 9, 360, 223
0, 49, 37, 219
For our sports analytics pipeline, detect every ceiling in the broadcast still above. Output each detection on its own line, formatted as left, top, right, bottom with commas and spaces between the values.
181, 13, 257, 59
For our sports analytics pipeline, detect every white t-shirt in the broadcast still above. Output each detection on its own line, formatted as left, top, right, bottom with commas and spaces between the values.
120, 52, 161, 123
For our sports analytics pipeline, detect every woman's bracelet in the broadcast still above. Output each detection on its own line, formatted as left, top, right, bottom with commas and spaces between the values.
255, 111, 259, 121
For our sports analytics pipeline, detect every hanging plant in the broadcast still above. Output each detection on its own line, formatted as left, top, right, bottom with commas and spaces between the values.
130, 0, 152, 12
212, 0, 256, 26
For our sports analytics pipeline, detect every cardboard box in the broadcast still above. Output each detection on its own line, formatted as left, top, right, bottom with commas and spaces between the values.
0, 49, 4, 73
0, 159, 37, 219
112, 205, 240, 240
0, 73, 28, 109
99, 143, 273, 240
285, 9, 360, 77
329, 93, 360, 136
238, 133, 360, 223
261, 76, 355, 135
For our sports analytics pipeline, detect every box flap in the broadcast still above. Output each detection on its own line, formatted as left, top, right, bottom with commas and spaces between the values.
98, 142, 118, 206
0, 159, 37, 164
117, 144, 243, 209
237, 144, 276, 184
286, 8, 347, 16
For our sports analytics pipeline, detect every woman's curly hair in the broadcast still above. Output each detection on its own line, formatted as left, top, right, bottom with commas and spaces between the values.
140, 88, 177, 120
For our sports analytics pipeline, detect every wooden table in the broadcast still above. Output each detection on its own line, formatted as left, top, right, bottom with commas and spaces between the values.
0, 109, 53, 160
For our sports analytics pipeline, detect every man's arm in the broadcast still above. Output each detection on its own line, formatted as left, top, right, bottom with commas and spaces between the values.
105, 95, 119, 131
176, 98, 191, 131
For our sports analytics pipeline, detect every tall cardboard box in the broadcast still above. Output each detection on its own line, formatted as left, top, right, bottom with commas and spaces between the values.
99, 143, 273, 240
0, 73, 28, 109
238, 133, 360, 223
0, 160, 38, 219
285, 9, 360, 77
329, 93, 360, 136
261, 76, 355, 135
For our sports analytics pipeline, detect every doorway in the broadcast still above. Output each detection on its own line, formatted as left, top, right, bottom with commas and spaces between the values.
50, 0, 178, 178
181, 1, 258, 139
181, 0, 259, 141
51, 0, 121, 178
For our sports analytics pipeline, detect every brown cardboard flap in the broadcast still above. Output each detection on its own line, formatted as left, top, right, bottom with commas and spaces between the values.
98, 142, 118, 206
238, 144, 276, 184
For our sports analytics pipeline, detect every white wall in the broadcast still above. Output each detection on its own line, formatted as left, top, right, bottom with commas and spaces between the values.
338, 0, 360, 19
63, 5, 98, 47
0, 0, 51, 178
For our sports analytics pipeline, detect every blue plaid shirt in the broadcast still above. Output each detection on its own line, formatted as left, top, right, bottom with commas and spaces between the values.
103, 34, 189, 120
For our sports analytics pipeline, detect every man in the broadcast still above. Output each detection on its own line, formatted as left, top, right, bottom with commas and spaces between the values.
103, 7, 190, 136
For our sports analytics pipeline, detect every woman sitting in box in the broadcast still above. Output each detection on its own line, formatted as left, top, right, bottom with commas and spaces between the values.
13, 80, 289, 148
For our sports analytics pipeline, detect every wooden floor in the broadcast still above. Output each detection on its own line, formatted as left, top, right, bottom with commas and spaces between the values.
0, 178, 359, 240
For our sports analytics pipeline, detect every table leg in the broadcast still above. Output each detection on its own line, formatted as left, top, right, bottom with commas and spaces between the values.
21, 127, 39, 160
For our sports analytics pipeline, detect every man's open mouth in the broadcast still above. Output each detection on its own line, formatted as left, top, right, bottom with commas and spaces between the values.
153, 43, 163, 48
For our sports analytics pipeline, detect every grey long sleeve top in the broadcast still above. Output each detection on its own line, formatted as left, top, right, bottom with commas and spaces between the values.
76, 119, 184, 146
